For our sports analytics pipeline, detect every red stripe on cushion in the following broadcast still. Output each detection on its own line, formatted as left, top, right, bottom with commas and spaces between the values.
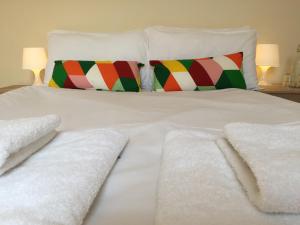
114, 61, 135, 78
189, 61, 214, 86
63, 75, 77, 89
150, 60, 163, 66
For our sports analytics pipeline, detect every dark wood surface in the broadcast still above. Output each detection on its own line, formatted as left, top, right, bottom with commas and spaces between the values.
259, 85, 300, 103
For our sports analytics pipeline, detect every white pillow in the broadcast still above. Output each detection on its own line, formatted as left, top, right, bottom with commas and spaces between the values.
44, 30, 149, 89
145, 26, 258, 90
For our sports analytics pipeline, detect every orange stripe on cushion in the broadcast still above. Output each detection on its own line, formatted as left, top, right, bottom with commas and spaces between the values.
225, 52, 243, 69
164, 74, 182, 91
97, 63, 119, 90
63, 61, 85, 76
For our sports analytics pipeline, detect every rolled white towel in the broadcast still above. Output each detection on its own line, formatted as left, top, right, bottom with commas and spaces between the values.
0, 115, 60, 175
219, 122, 300, 213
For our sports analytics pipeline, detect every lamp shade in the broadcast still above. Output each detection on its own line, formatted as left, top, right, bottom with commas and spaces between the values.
22, 48, 47, 71
256, 44, 280, 67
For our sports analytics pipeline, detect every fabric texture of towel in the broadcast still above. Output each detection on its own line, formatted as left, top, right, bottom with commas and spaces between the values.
221, 122, 300, 213
0, 128, 127, 225
0, 115, 60, 175
156, 129, 300, 225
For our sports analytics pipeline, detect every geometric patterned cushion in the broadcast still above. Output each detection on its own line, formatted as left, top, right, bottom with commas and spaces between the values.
150, 52, 247, 91
48, 60, 143, 92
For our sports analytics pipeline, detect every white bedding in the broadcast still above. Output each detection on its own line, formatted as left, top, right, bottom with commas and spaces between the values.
0, 86, 300, 225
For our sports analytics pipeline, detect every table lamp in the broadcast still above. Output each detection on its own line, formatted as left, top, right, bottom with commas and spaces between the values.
256, 44, 280, 86
22, 48, 47, 86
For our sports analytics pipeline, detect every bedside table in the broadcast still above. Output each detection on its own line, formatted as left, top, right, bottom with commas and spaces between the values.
258, 85, 300, 103
0, 85, 28, 94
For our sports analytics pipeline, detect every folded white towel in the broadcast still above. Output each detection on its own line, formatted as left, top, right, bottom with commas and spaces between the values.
156, 129, 223, 225
156, 129, 300, 225
0, 115, 60, 175
0, 128, 128, 225
220, 122, 300, 213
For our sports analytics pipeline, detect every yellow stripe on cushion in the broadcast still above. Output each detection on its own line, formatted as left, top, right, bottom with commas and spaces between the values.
95, 60, 112, 64
48, 79, 59, 88
162, 60, 187, 72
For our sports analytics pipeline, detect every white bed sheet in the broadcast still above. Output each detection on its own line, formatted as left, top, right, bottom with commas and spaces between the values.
0, 86, 300, 225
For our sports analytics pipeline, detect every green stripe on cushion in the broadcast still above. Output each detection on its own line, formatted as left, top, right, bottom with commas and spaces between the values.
52, 61, 68, 87
79, 61, 95, 74
154, 64, 170, 88
179, 59, 194, 70
154, 76, 164, 91
216, 70, 246, 89
120, 77, 140, 92
112, 79, 124, 91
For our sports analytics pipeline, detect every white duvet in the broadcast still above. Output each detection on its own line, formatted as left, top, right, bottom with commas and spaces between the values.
0, 86, 300, 225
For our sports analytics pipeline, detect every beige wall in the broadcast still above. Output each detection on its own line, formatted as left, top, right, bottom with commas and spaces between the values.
0, 0, 299, 87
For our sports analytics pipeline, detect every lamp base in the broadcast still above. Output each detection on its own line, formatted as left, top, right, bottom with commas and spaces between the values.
33, 70, 43, 86
258, 80, 270, 86
259, 66, 271, 87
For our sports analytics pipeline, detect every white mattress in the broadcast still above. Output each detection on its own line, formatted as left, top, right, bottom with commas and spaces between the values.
0, 86, 300, 225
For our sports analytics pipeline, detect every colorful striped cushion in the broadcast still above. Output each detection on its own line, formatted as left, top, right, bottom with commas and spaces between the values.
150, 52, 247, 92
48, 60, 143, 92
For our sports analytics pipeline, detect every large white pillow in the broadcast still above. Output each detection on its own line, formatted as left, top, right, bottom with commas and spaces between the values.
145, 26, 258, 90
44, 30, 149, 88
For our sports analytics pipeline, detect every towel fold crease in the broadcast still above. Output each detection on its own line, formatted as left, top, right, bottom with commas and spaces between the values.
219, 122, 300, 213
0, 115, 60, 175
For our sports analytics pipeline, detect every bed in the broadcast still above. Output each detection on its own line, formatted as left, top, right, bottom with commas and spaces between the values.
1, 25, 300, 225
1, 86, 300, 225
